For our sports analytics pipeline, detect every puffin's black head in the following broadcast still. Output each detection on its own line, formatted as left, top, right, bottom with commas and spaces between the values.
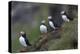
20, 31, 26, 37
48, 16, 53, 21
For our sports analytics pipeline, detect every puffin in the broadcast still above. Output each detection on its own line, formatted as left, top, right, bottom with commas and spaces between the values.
19, 31, 31, 47
40, 20, 47, 34
60, 11, 70, 22
48, 16, 56, 30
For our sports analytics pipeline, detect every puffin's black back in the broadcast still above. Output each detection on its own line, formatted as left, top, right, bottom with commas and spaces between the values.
22, 34, 31, 46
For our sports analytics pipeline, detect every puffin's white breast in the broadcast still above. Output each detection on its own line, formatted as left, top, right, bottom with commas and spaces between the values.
62, 15, 69, 22
19, 36, 27, 47
40, 25, 47, 33
49, 21, 56, 29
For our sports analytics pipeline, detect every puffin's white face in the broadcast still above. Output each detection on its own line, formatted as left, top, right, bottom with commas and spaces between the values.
20, 31, 25, 35
41, 20, 46, 23
48, 16, 52, 19
61, 11, 65, 14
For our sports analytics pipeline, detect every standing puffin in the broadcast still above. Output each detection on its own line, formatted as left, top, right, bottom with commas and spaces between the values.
60, 11, 70, 22
40, 20, 47, 34
19, 31, 31, 47
48, 16, 56, 30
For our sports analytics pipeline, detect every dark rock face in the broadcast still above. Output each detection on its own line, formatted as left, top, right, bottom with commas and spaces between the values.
67, 5, 78, 20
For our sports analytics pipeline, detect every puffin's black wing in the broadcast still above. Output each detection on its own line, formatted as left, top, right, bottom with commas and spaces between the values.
25, 38, 32, 46
22, 34, 32, 46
